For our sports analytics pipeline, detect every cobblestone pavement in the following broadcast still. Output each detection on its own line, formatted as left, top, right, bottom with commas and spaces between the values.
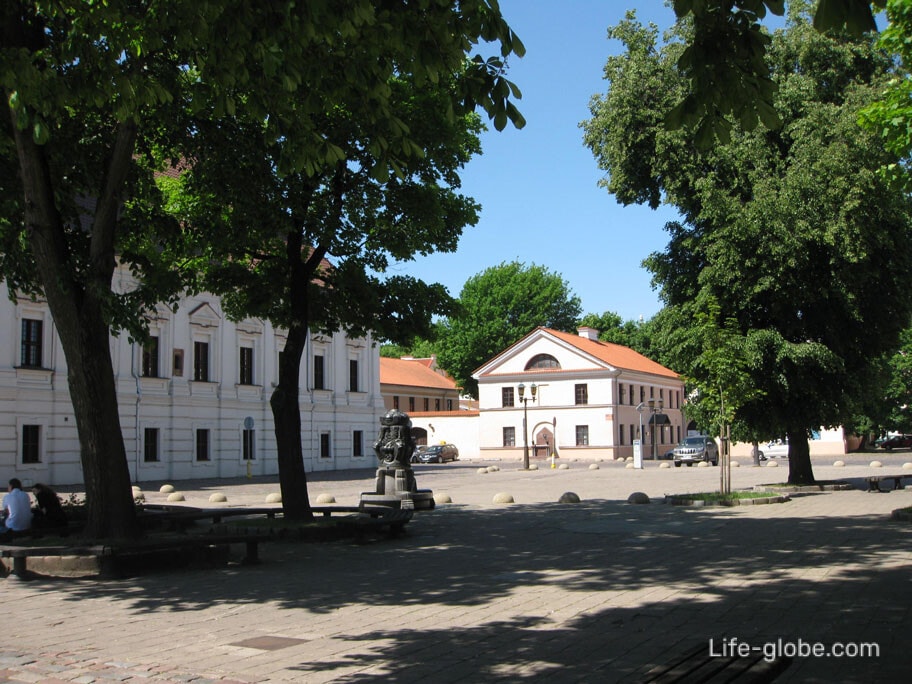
2, 453, 911, 683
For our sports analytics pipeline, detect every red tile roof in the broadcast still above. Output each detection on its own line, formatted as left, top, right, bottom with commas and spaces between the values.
546, 328, 680, 379
380, 357, 458, 391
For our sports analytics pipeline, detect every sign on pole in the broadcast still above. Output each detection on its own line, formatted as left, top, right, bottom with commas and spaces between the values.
633, 439, 643, 469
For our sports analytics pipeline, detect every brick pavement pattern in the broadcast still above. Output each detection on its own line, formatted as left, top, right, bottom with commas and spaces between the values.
1, 455, 910, 683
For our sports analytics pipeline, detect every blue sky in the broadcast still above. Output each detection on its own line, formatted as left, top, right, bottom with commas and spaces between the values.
391, 1, 681, 323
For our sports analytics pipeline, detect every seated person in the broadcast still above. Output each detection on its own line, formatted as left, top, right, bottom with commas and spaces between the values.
2, 478, 33, 537
32, 482, 67, 528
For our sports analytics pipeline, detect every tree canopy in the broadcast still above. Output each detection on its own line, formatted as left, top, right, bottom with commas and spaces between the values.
583, 7, 912, 484
436, 261, 582, 398
2, 0, 524, 537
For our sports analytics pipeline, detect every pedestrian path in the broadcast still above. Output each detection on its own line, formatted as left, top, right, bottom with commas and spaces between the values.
1, 457, 910, 683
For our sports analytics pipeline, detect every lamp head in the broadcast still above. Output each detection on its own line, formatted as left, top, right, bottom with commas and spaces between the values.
531, 383, 537, 399
518, 383, 525, 400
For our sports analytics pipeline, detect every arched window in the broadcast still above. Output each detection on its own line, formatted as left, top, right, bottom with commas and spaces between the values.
525, 354, 560, 370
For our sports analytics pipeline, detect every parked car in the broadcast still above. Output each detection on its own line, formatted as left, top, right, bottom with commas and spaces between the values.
413, 444, 459, 463
761, 439, 790, 459
673, 436, 719, 467
879, 434, 912, 451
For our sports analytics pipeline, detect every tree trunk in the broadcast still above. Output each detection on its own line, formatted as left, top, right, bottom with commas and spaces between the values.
270, 322, 313, 521
10, 109, 139, 540
786, 430, 815, 485
60, 311, 140, 539
751, 441, 761, 467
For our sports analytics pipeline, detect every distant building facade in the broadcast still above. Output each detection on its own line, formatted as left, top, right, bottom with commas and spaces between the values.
473, 327, 685, 462
1, 271, 384, 487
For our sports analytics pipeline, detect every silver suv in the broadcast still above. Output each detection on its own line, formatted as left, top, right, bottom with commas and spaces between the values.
673, 436, 719, 467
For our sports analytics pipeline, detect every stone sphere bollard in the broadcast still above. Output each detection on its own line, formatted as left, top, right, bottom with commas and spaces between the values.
766, 460, 779, 467
731, 461, 740, 468
659, 462, 671, 469
529, 463, 539, 470
477, 467, 489, 475
159, 484, 175, 493
589, 463, 600, 470
627, 491, 650, 504
558, 492, 581, 504
492, 492, 514, 504
489, 465, 501, 472
834, 460, 846, 467
625, 463, 635, 469
697, 461, 709, 468
870, 460, 883, 468
208, 492, 227, 503
315, 493, 336, 504
265, 492, 282, 504
434, 493, 452, 504
167, 492, 185, 502
903, 462, 912, 470
558, 463, 570, 470
625, 456, 634, 463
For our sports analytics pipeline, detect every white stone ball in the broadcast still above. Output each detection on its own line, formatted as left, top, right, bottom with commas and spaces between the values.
208, 492, 227, 503
315, 493, 336, 504
159, 484, 175, 493
870, 461, 883, 468
265, 492, 282, 504
493, 492, 514, 504
167, 492, 185, 502
589, 463, 600, 470
834, 460, 846, 467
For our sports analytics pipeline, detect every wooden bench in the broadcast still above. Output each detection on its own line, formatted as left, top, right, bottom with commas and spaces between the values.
334, 507, 414, 540
642, 643, 792, 683
1, 532, 268, 580
865, 474, 912, 492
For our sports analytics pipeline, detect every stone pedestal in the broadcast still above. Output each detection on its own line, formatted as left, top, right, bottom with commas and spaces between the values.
360, 466, 435, 511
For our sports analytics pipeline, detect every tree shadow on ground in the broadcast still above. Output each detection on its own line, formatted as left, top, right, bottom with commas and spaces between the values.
24, 497, 912, 682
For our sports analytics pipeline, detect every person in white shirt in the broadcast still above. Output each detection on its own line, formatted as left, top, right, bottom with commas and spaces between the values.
2, 478, 33, 534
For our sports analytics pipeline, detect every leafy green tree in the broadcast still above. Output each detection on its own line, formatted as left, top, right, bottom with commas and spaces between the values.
583, 9, 912, 484
437, 262, 581, 398
175, 74, 487, 519
2, 0, 524, 537
577, 311, 656, 356
669, 0, 885, 146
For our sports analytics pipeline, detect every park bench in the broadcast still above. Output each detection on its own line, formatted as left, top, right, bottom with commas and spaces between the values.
1, 531, 268, 580
864, 474, 912, 492
641, 642, 792, 683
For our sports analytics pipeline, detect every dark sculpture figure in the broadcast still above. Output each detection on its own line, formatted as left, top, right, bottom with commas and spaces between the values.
361, 409, 434, 510
372, 409, 415, 468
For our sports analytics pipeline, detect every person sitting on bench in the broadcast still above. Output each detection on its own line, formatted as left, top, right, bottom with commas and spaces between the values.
32, 483, 67, 529
1, 478, 33, 540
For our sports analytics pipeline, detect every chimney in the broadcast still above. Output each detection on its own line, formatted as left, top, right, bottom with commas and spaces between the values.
578, 327, 599, 341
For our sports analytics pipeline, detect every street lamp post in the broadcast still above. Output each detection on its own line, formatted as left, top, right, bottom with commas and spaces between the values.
518, 382, 537, 470
639, 399, 665, 460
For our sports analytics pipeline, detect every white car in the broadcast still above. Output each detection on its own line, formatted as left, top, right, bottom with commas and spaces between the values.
761, 440, 789, 459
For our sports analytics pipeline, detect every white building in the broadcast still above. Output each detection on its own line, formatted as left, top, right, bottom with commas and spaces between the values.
473, 327, 685, 462
0, 272, 385, 487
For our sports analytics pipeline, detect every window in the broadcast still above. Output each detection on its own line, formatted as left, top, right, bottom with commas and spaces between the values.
629, 384, 634, 405
423, 398, 429, 411
575, 384, 588, 405
619, 384, 626, 405
173, 349, 184, 376
22, 425, 40, 464
144, 428, 159, 462
640, 386, 645, 403
20, 319, 43, 368
393, 396, 400, 410
447, 399, 453, 411
353, 430, 363, 457
659, 388, 664, 404
630, 424, 636, 444
503, 426, 516, 447
314, 354, 325, 390
409, 397, 415, 412
525, 353, 560, 370
576, 425, 589, 446
619, 427, 625, 446
502, 387, 515, 407
242, 429, 255, 460
142, 336, 159, 377
320, 433, 331, 459
193, 341, 210, 381
349, 359, 359, 392
239, 346, 254, 385
435, 399, 441, 411
195, 429, 210, 461
650, 386, 654, 398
